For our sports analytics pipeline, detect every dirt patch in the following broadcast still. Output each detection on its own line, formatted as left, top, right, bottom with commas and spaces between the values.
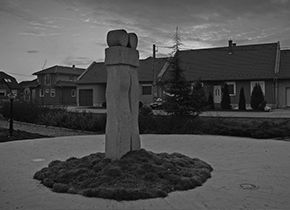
34, 149, 213, 201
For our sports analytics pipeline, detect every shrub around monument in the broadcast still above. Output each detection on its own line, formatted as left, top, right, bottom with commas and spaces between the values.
34, 149, 213, 201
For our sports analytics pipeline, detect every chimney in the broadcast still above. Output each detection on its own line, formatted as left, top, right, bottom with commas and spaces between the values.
228, 40, 235, 55
228, 40, 233, 47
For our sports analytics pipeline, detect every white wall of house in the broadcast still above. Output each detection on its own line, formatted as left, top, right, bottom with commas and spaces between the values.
77, 83, 155, 107
77, 84, 106, 107
139, 83, 154, 105
56, 74, 78, 82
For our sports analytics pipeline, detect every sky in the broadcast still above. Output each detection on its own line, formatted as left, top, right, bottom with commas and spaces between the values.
0, 0, 290, 82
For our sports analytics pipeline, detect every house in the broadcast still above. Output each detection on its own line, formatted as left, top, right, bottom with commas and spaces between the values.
0, 71, 20, 104
32, 65, 85, 106
159, 41, 281, 108
76, 41, 290, 109
18, 79, 38, 103
76, 57, 167, 107
278, 49, 290, 107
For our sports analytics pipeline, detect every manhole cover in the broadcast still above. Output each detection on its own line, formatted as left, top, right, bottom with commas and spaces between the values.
32, 158, 45, 162
240, 183, 259, 190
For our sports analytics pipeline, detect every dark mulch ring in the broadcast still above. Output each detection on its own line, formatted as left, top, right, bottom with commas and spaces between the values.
34, 149, 213, 201
0, 128, 48, 143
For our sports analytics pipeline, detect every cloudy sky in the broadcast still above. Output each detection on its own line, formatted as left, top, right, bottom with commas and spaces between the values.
0, 0, 290, 81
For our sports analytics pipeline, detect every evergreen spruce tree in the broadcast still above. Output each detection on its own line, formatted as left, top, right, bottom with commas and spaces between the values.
221, 83, 231, 110
250, 84, 265, 110
163, 27, 206, 116
238, 87, 246, 110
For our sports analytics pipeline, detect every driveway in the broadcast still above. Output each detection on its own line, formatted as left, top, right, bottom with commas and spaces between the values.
0, 135, 289, 210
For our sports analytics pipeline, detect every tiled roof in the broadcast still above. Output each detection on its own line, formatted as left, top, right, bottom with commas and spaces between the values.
161, 42, 278, 81
33, 65, 85, 76
0, 71, 20, 89
279, 50, 290, 79
19, 79, 38, 88
77, 57, 168, 84
77, 62, 106, 84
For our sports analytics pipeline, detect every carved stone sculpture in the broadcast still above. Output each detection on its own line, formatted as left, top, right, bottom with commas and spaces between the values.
105, 29, 141, 160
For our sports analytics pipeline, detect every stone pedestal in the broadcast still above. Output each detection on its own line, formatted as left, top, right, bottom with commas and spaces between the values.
105, 30, 141, 160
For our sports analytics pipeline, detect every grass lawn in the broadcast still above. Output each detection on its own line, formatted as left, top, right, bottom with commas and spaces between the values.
0, 127, 48, 143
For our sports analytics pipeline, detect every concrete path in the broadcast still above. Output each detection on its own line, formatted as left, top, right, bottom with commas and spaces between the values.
0, 135, 290, 210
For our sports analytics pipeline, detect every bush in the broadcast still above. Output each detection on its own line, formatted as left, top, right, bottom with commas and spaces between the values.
38, 110, 106, 131
102, 102, 106, 108
139, 101, 144, 108
139, 105, 153, 116
238, 87, 246, 110
138, 115, 290, 139
251, 84, 265, 110
258, 101, 266, 111
0, 101, 42, 123
207, 92, 215, 110
221, 83, 231, 110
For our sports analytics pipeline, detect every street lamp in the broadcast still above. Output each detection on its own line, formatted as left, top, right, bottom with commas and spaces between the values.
1, 77, 16, 137
7, 92, 16, 137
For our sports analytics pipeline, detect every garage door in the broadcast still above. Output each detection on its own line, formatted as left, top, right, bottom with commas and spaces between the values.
79, 89, 93, 106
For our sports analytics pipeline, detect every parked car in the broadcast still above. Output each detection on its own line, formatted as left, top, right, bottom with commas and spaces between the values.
150, 98, 163, 109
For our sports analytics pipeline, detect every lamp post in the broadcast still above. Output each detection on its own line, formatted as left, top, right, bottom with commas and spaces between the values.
7, 92, 15, 137
1, 78, 15, 137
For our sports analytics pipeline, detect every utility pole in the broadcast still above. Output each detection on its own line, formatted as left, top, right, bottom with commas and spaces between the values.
8, 94, 14, 136
152, 44, 157, 99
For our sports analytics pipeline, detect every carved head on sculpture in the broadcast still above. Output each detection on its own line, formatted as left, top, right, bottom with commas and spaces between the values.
107, 29, 138, 49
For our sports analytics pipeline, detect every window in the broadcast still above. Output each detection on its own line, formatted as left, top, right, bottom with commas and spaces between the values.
40, 89, 44, 97
0, 89, 6, 96
226, 82, 236, 96
250, 81, 265, 95
142, 85, 152, 95
4, 78, 12, 83
50, 89, 55, 97
45, 74, 51, 85
71, 89, 76, 97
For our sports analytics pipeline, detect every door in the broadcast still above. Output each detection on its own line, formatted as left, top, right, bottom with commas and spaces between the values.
213, 85, 222, 103
286, 88, 290, 107
79, 89, 93, 106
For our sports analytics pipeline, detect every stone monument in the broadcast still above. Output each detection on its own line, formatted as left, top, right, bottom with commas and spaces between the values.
105, 29, 141, 160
